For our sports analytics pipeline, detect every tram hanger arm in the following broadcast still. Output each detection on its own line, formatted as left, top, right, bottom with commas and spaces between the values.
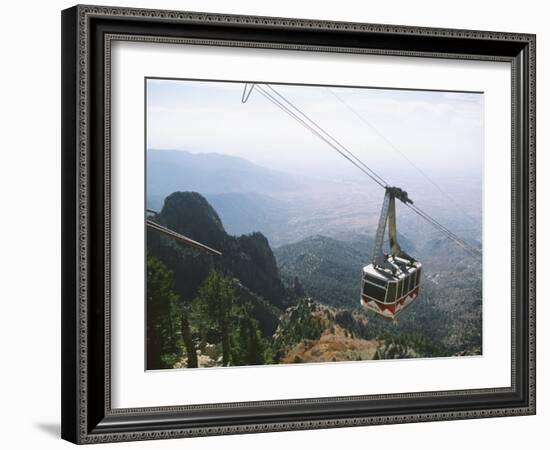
385, 186, 413, 205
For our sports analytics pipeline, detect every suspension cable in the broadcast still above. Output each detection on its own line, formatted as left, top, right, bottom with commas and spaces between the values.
254, 85, 387, 189
263, 85, 389, 187
246, 83, 482, 261
405, 203, 482, 259
326, 87, 480, 228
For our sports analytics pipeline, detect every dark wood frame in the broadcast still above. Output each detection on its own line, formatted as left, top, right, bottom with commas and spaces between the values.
61, 4, 536, 444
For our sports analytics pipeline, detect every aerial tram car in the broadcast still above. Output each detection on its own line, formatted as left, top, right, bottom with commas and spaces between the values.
360, 187, 421, 319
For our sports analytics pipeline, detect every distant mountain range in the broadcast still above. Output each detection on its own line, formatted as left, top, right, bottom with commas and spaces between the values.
146, 149, 481, 253
147, 149, 300, 209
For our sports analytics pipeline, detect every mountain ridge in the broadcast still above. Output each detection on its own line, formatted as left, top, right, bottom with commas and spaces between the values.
149, 191, 291, 311
147, 149, 300, 208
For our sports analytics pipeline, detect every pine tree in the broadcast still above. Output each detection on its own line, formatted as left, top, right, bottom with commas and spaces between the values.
146, 255, 181, 369
231, 312, 267, 366
180, 313, 198, 368
192, 272, 236, 366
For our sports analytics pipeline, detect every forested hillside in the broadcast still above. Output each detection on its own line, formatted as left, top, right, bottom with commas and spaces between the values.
275, 233, 482, 356
146, 191, 482, 370
275, 235, 370, 307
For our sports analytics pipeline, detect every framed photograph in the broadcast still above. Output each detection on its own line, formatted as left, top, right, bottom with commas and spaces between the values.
61, 5, 536, 444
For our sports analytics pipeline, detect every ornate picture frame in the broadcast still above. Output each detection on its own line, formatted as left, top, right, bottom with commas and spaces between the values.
61, 4, 535, 444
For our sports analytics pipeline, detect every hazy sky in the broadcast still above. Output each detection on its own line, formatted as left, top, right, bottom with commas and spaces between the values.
146, 78, 483, 182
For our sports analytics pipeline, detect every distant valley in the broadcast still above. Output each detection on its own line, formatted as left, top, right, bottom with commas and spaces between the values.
146, 149, 481, 249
